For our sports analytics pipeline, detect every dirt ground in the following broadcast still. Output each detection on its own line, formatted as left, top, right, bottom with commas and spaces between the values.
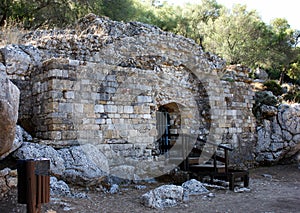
0, 164, 299, 213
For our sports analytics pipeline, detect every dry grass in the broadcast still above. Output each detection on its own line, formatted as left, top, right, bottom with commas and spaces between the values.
250, 81, 265, 91
0, 24, 28, 47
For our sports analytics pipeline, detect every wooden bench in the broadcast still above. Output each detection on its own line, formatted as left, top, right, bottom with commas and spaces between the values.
182, 141, 249, 190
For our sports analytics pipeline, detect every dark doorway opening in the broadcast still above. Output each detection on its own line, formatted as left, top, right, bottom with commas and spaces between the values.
156, 103, 181, 155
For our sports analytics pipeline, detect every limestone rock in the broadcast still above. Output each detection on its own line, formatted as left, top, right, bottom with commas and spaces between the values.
254, 68, 269, 80
141, 185, 185, 209
0, 168, 17, 197
0, 71, 20, 158
110, 165, 135, 181
57, 144, 108, 186
260, 105, 277, 118
182, 179, 209, 195
0, 125, 25, 160
50, 176, 71, 196
256, 103, 300, 163
108, 184, 119, 194
50, 176, 87, 198
0, 63, 5, 72
256, 121, 272, 153
19, 45, 42, 69
0, 44, 32, 76
13, 142, 65, 176
278, 104, 300, 135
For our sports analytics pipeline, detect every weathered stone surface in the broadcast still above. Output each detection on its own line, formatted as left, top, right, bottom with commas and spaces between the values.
256, 103, 300, 163
50, 176, 71, 196
110, 165, 135, 181
254, 68, 269, 80
19, 45, 42, 69
0, 168, 17, 197
0, 71, 20, 158
50, 176, 87, 198
0, 63, 5, 73
0, 125, 24, 160
260, 105, 278, 118
0, 44, 32, 76
182, 179, 209, 195
278, 104, 300, 135
141, 185, 185, 209
57, 144, 108, 186
13, 142, 65, 176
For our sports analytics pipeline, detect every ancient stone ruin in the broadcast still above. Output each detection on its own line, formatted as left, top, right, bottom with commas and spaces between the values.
0, 14, 299, 187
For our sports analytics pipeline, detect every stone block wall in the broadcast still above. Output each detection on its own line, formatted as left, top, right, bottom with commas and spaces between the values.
220, 65, 257, 167
2, 15, 258, 174
30, 57, 209, 153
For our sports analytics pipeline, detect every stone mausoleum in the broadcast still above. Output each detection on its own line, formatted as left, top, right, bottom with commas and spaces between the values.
4, 14, 256, 179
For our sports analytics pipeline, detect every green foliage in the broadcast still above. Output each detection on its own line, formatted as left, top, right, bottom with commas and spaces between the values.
284, 92, 300, 103
135, 1, 181, 32
101, 0, 139, 22
0, 0, 140, 29
252, 90, 278, 118
203, 4, 271, 67
263, 80, 283, 96
173, 0, 222, 47
267, 69, 281, 80
1, 0, 300, 86
283, 87, 300, 103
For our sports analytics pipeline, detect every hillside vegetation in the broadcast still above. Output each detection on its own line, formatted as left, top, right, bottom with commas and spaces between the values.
1, 0, 300, 100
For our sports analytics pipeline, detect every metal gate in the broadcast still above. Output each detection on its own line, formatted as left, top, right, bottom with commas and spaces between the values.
156, 108, 170, 155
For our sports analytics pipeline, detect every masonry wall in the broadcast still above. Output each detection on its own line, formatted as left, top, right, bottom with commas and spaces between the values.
14, 15, 257, 169
221, 65, 257, 167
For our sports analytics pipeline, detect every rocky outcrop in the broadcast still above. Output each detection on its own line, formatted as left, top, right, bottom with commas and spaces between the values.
0, 168, 17, 197
13, 142, 65, 176
0, 44, 41, 78
13, 142, 108, 186
255, 104, 300, 163
0, 71, 20, 158
57, 144, 109, 186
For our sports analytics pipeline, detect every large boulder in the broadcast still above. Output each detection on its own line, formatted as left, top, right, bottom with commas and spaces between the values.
13, 142, 109, 186
57, 144, 109, 186
13, 142, 65, 176
0, 71, 20, 158
0, 125, 30, 160
141, 185, 186, 209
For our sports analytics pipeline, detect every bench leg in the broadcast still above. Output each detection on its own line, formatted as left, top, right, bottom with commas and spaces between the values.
229, 174, 235, 190
244, 173, 249, 188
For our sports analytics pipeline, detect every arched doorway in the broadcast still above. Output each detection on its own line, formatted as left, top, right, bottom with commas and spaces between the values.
156, 103, 181, 155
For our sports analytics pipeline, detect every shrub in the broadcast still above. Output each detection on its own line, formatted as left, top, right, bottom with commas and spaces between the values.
263, 80, 283, 96
283, 90, 300, 103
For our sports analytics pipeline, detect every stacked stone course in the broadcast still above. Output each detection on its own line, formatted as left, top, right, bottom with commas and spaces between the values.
2, 14, 258, 173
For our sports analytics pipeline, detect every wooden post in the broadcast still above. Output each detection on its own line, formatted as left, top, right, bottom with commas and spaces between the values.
25, 160, 37, 213
17, 159, 50, 213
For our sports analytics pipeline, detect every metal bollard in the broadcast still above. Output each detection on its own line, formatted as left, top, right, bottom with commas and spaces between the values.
17, 159, 50, 213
